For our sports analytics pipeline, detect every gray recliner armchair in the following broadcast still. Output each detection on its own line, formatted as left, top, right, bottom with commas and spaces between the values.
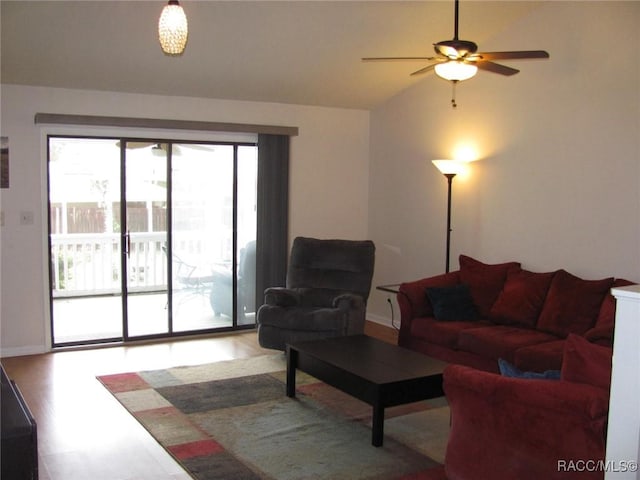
257, 236, 376, 351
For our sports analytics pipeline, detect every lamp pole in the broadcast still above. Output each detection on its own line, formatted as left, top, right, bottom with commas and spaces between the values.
432, 159, 463, 274
444, 173, 456, 273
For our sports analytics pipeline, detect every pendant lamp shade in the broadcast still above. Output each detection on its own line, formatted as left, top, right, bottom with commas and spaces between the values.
158, 0, 188, 55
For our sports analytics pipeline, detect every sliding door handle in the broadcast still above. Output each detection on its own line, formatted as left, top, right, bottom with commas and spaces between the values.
124, 231, 131, 257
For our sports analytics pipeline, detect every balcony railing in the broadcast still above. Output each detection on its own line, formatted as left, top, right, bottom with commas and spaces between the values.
50, 232, 222, 297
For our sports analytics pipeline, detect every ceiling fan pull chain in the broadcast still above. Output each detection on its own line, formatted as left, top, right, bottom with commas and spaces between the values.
451, 80, 458, 108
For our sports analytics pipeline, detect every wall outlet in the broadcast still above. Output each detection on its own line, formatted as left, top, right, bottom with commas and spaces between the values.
20, 211, 34, 225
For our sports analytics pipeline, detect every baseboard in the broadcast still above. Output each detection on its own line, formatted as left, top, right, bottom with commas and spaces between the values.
366, 313, 393, 329
0, 344, 48, 358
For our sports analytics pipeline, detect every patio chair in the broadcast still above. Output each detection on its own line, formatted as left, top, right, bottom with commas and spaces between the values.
162, 246, 214, 301
209, 240, 256, 321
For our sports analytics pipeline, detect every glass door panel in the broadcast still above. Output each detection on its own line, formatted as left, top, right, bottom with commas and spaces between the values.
236, 146, 258, 326
172, 144, 234, 332
49, 136, 256, 347
48, 137, 124, 345
124, 142, 169, 337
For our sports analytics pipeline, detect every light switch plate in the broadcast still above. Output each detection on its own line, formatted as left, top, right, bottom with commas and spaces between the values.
20, 211, 34, 225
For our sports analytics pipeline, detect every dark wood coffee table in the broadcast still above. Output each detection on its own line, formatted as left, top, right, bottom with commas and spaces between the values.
286, 334, 447, 447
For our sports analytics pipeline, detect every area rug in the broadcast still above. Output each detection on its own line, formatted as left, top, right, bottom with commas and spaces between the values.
98, 354, 449, 480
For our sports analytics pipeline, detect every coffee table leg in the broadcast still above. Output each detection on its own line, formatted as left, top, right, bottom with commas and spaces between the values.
372, 403, 384, 447
286, 346, 297, 398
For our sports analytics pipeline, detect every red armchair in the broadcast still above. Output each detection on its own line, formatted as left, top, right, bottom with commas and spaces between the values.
442, 334, 611, 480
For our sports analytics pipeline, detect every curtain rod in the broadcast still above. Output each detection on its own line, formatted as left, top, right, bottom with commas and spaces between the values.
34, 113, 299, 137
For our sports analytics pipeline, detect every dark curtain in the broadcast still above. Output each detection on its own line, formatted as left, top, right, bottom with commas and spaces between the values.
255, 134, 289, 309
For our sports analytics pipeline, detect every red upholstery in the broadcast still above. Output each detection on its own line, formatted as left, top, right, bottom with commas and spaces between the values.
489, 269, 556, 327
458, 255, 521, 317
457, 325, 558, 363
513, 339, 565, 372
409, 317, 492, 349
395, 256, 633, 480
584, 278, 635, 345
561, 334, 612, 390
397, 255, 632, 374
537, 270, 613, 337
398, 271, 460, 346
443, 364, 609, 480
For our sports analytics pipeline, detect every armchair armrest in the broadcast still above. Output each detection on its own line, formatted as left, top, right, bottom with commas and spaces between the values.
264, 287, 301, 307
333, 293, 365, 311
443, 364, 608, 480
445, 364, 608, 419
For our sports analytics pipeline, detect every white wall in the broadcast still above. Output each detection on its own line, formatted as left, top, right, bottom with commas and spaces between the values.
0, 85, 370, 355
367, 2, 640, 324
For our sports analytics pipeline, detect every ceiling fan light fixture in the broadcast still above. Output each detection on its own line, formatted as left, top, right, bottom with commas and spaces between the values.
435, 61, 478, 82
158, 0, 188, 55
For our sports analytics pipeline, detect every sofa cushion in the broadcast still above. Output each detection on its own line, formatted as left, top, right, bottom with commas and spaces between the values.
457, 325, 559, 363
257, 306, 348, 331
513, 340, 566, 372
410, 317, 492, 349
426, 284, 478, 321
489, 269, 556, 328
537, 270, 613, 338
583, 278, 635, 345
561, 334, 612, 391
458, 255, 521, 317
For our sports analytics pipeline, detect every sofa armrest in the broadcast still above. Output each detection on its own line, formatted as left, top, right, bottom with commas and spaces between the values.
397, 272, 460, 342
443, 364, 608, 480
264, 287, 301, 307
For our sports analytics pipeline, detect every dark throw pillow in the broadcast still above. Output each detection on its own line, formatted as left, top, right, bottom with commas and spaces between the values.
498, 358, 560, 380
426, 284, 478, 321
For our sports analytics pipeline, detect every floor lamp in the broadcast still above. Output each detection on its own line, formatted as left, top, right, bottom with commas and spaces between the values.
432, 160, 464, 273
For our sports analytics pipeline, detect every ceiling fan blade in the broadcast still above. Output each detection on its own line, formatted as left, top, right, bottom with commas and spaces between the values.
117, 141, 154, 149
476, 61, 520, 76
362, 57, 436, 62
476, 50, 549, 61
410, 64, 437, 76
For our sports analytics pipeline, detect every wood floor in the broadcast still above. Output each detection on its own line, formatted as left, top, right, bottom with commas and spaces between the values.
1, 322, 398, 480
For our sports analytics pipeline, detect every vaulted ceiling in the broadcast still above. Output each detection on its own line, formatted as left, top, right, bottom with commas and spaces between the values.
1, 1, 544, 110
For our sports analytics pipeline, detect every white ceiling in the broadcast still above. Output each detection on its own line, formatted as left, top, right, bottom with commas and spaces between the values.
1, 1, 545, 110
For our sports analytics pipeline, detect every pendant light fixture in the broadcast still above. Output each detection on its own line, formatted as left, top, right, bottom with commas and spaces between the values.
434, 61, 478, 82
158, 0, 188, 55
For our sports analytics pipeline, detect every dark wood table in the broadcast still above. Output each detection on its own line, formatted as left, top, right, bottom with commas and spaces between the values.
286, 335, 447, 447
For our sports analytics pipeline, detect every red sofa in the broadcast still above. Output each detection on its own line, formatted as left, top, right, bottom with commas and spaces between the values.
398, 254, 633, 373
398, 255, 635, 480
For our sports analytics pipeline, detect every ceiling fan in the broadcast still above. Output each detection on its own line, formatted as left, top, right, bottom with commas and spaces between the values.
363, 0, 549, 106
118, 141, 215, 156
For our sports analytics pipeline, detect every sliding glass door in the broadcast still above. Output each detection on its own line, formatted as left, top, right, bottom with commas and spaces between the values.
170, 143, 258, 331
48, 137, 125, 344
123, 141, 170, 338
48, 136, 257, 347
